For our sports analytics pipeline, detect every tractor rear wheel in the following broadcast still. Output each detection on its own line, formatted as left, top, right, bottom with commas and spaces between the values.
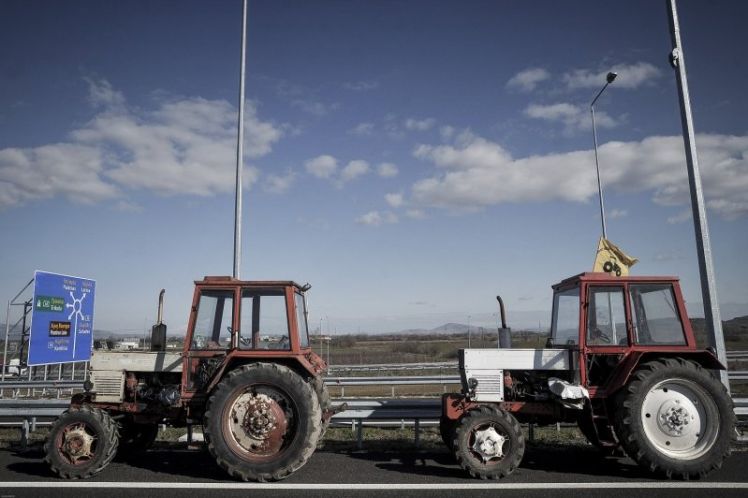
453, 405, 525, 479
312, 376, 331, 440
614, 358, 735, 479
45, 405, 119, 479
204, 363, 322, 482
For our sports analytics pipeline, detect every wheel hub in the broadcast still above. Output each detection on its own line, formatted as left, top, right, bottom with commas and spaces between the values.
228, 391, 288, 457
243, 395, 278, 438
658, 400, 693, 436
62, 426, 94, 462
471, 427, 506, 462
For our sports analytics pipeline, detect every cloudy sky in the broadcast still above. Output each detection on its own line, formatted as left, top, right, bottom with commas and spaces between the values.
1, 0, 747, 335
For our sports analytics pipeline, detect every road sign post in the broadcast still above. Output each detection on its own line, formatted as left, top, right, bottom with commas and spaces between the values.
28, 271, 96, 366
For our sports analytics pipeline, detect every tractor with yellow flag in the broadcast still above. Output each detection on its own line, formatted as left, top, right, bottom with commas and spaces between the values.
439, 238, 734, 481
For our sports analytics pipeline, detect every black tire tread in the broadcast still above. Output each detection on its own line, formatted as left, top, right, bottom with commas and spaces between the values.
44, 405, 119, 479
453, 405, 525, 480
203, 362, 322, 482
613, 358, 735, 479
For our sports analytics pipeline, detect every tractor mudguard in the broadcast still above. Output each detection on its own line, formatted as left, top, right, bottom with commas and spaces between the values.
603, 350, 725, 396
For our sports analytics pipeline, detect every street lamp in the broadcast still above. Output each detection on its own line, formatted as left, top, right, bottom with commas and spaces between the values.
590, 71, 617, 239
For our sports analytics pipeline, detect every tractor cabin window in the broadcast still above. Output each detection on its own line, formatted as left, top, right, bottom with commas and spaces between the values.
587, 286, 627, 346
295, 293, 310, 348
239, 291, 291, 350
551, 287, 580, 346
630, 284, 686, 345
191, 290, 234, 350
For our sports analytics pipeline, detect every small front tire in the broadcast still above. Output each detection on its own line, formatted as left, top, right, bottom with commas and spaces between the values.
453, 405, 525, 480
44, 405, 119, 479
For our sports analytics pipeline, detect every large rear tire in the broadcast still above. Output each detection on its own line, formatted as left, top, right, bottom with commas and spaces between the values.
453, 405, 525, 480
204, 363, 322, 482
614, 358, 735, 479
44, 405, 119, 479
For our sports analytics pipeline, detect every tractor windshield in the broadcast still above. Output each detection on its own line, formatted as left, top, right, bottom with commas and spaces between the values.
295, 292, 310, 348
551, 286, 580, 346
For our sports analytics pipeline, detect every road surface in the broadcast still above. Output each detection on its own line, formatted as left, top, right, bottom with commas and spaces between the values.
0, 442, 745, 497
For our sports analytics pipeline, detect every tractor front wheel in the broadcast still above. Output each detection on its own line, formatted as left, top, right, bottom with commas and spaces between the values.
614, 358, 735, 479
204, 363, 322, 482
44, 405, 119, 479
453, 405, 525, 479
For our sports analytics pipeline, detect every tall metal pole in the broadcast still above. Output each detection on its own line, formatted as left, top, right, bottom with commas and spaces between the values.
233, 0, 248, 280
590, 73, 616, 239
591, 107, 607, 239
667, 0, 729, 391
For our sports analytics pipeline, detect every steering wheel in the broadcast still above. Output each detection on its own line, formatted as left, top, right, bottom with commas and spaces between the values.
591, 327, 612, 344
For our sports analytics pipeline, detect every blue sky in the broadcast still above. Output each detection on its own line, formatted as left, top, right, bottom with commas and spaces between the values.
1, 0, 747, 335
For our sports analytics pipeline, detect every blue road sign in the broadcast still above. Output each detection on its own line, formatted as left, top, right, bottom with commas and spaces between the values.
28, 271, 96, 366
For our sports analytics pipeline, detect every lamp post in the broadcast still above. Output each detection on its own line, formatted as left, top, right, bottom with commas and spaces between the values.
590, 71, 617, 239
233, 0, 248, 279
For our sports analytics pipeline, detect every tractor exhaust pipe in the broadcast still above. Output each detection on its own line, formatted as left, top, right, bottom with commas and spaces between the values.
151, 289, 167, 352
496, 295, 512, 348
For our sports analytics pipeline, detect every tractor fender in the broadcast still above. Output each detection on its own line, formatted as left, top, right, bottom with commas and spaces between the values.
603, 349, 725, 396
205, 353, 319, 394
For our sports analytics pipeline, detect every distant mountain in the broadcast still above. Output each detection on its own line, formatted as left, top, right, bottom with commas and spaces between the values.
689, 315, 747, 346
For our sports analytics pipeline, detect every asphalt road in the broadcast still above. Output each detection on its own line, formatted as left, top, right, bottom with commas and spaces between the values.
0, 442, 746, 498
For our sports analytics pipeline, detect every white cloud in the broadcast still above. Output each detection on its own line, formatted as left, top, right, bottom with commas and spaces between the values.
385, 192, 404, 208
263, 169, 296, 194
506, 68, 550, 92
340, 160, 370, 182
411, 133, 748, 220
440, 126, 456, 140
609, 208, 628, 219
0, 79, 283, 207
405, 209, 426, 220
355, 210, 398, 226
377, 162, 399, 178
349, 122, 375, 136
304, 155, 338, 179
524, 102, 616, 133
563, 62, 661, 90
405, 118, 436, 131
667, 209, 692, 224
291, 99, 340, 116
85, 77, 125, 108
0, 143, 118, 207
343, 80, 379, 91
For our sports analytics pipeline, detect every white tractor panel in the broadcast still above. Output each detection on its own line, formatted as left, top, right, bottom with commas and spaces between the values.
461, 348, 574, 371
90, 350, 183, 373
460, 348, 576, 403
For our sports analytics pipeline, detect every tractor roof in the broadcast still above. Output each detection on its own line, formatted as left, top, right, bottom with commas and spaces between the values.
196, 276, 308, 290
552, 272, 679, 290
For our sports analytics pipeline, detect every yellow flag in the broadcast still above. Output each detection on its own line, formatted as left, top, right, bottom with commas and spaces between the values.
593, 237, 638, 276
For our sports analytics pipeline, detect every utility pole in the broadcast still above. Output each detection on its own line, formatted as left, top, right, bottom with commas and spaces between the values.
233, 0, 248, 279
667, 0, 729, 391
590, 71, 617, 239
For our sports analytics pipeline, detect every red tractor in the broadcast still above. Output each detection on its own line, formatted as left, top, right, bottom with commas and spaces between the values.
441, 273, 735, 480
44, 277, 331, 481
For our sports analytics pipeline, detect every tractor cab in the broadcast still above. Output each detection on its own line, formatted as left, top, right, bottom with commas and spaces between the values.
181, 277, 326, 403
549, 273, 706, 393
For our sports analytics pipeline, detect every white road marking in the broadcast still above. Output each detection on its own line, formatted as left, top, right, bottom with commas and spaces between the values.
0, 482, 746, 490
